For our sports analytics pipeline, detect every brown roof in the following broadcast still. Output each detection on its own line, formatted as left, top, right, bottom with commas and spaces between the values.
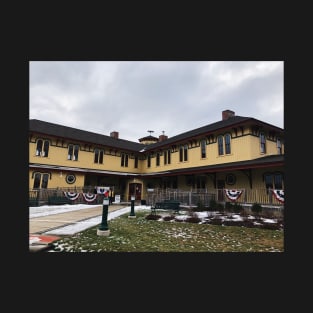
29, 119, 144, 152
30, 115, 284, 153
143, 115, 284, 151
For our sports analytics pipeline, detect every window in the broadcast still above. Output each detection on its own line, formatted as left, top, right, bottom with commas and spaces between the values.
94, 149, 104, 164
184, 144, 188, 161
226, 173, 236, 185
66, 174, 76, 184
134, 156, 138, 168
41, 173, 49, 188
277, 138, 282, 154
196, 176, 206, 189
218, 135, 224, 155
217, 134, 231, 156
264, 172, 284, 190
260, 132, 266, 153
33, 172, 50, 189
156, 152, 160, 166
179, 145, 183, 162
36, 139, 49, 157
201, 139, 206, 158
164, 149, 171, 165
180, 144, 188, 162
147, 154, 151, 168
121, 153, 129, 167
274, 173, 283, 189
225, 133, 231, 154
167, 149, 171, 164
68, 144, 79, 161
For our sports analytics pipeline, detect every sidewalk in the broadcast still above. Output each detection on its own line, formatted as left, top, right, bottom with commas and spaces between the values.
29, 204, 150, 252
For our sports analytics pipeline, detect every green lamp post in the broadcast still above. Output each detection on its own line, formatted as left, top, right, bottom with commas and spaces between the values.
128, 195, 136, 218
97, 197, 110, 236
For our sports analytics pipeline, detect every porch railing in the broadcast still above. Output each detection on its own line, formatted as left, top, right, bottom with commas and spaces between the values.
29, 187, 284, 209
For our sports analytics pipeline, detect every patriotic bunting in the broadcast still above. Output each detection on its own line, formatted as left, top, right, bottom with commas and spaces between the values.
82, 193, 97, 202
96, 186, 110, 194
63, 191, 80, 201
224, 189, 243, 202
272, 189, 284, 203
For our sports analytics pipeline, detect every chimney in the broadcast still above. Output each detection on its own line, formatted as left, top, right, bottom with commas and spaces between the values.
110, 131, 119, 139
159, 131, 168, 142
222, 110, 235, 120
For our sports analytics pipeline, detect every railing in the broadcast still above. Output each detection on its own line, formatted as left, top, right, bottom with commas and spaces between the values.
29, 187, 284, 209
146, 188, 284, 208
29, 187, 105, 206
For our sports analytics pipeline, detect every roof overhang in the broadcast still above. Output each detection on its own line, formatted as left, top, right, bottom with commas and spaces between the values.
29, 163, 140, 177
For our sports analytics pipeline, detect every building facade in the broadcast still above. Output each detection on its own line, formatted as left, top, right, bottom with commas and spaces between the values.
29, 110, 284, 206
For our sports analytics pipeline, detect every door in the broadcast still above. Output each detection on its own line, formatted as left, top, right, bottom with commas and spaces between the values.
128, 183, 142, 201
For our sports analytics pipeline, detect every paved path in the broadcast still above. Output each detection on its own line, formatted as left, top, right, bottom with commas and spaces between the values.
29, 204, 127, 234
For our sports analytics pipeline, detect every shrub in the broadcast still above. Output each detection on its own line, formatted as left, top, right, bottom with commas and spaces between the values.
209, 199, 217, 211
225, 201, 233, 212
261, 223, 281, 230
233, 203, 243, 213
163, 215, 175, 221
185, 216, 202, 223
196, 200, 206, 211
210, 217, 223, 225
216, 202, 225, 212
145, 214, 162, 220
251, 203, 262, 216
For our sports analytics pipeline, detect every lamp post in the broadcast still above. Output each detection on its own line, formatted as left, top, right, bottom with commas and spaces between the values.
97, 197, 110, 236
128, 195, 136, 218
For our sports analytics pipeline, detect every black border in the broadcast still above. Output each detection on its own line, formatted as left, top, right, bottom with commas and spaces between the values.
6, 17, 302, 296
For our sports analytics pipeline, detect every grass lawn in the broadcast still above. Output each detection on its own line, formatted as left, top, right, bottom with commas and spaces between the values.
49, 211, 284, 252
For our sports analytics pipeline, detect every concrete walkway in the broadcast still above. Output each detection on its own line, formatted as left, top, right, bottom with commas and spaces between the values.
29, 204, 127, 234
29, 204, 131, 252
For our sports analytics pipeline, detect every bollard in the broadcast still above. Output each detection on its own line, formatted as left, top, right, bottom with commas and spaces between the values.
128, 195, 136, 218
97, 197, 110, 236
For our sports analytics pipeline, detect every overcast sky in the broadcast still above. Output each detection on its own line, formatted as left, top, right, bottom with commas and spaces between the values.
29, 61, 284, 142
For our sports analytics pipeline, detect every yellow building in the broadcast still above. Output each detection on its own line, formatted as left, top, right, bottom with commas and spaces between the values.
29, 110, 284, 206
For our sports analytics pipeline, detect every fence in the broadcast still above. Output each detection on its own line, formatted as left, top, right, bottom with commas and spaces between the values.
29, 186, 105, 206
29, 187, 284, 209
145, 188, 284, 209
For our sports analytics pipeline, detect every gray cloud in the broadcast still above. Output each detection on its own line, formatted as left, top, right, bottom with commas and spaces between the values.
29, 61, 284, 142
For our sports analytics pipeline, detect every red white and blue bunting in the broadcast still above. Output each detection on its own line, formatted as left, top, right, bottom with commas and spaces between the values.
82, 193, 97, 202
272, 189, 284, 203
96, 186, 110, 194
63, 191, 80, 201
224, 189, 243, 202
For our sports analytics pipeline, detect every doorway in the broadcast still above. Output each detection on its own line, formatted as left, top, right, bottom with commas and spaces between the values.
128, 183, 142, 200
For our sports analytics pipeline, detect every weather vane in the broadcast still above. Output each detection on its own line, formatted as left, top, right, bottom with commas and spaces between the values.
147, 130, 154, 135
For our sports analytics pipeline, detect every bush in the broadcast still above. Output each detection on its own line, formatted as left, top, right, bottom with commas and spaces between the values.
209, 199, 217, 211
185, 216, 202, 223
145, 214, 162, 220
233, 203, 243, 213
225, 201, 233, 211
251, 203, 262, 216
163, 215, 175, 221
216, 203, 224, 212
196, 200, 206, 211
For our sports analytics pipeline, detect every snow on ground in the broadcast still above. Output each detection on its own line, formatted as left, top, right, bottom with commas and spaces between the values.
29, 204, 101, 218
30, 204, 151, 235
30, 204, 280, 236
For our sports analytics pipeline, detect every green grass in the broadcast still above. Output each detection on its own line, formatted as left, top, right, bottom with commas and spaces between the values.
50, 211, 284, 252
